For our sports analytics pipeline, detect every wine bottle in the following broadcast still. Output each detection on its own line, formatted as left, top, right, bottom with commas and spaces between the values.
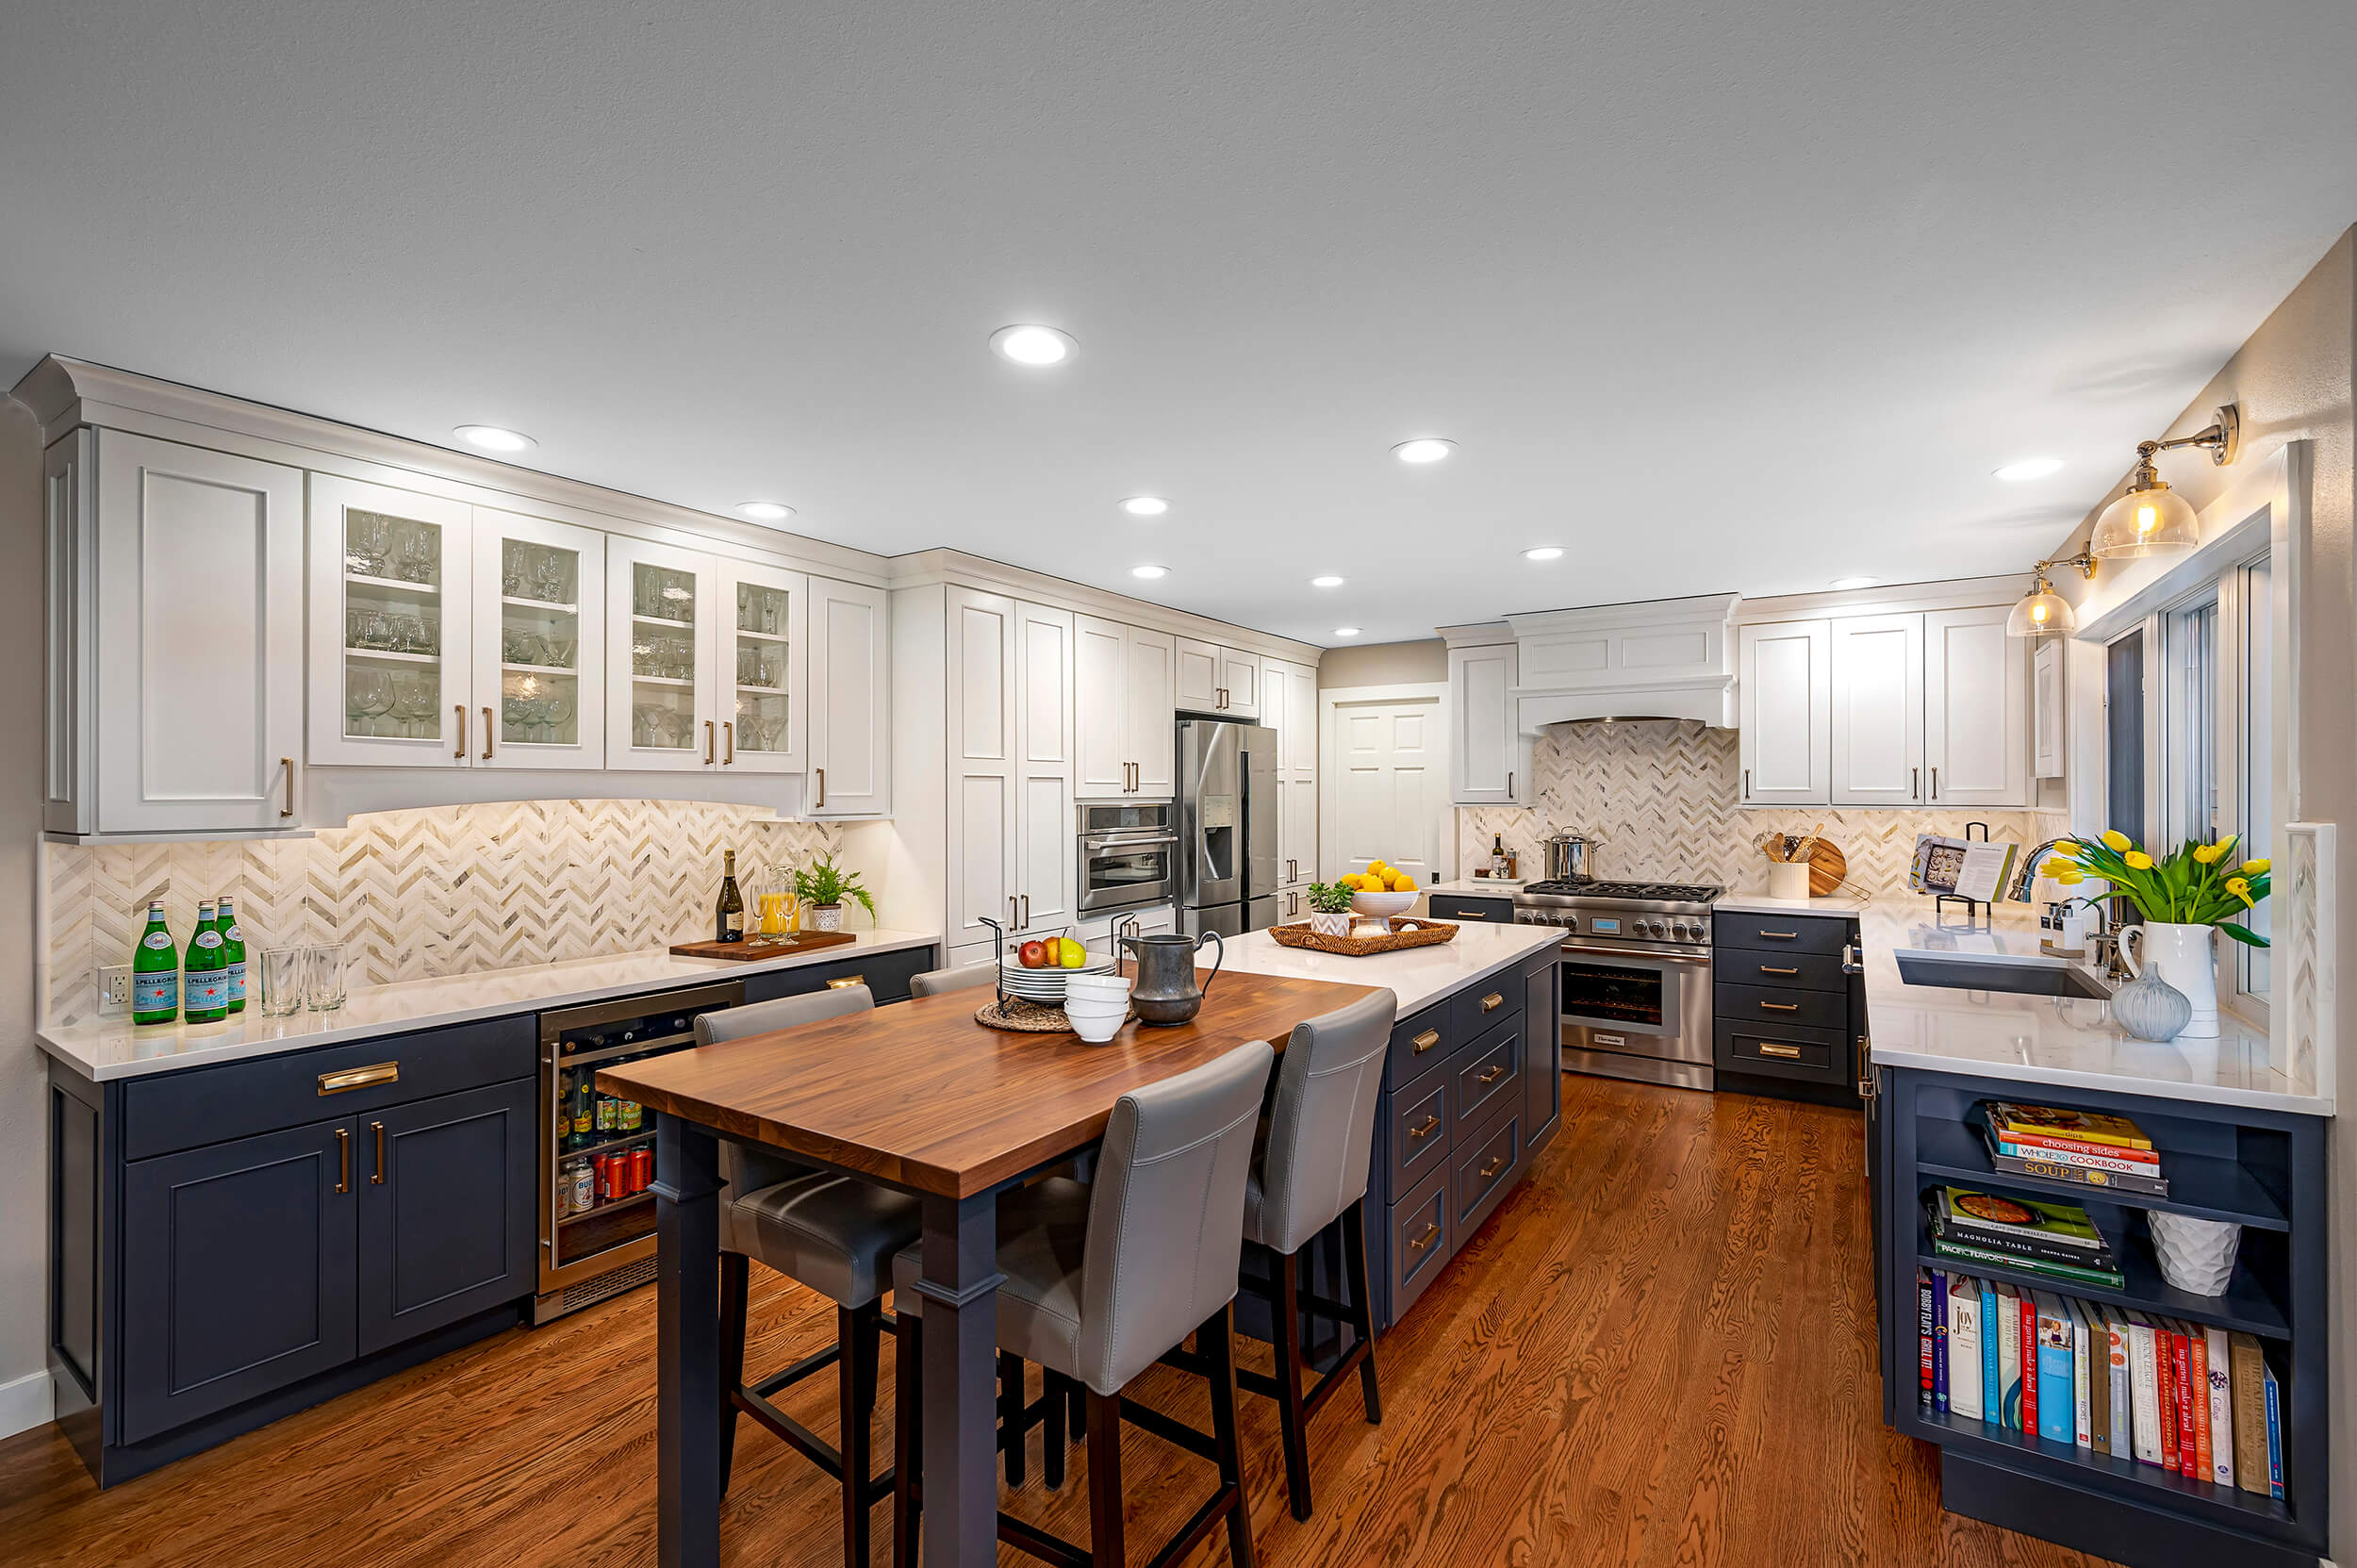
217, 894, 248, 1015
131, 901, 180, 1026
1492, 833, 1508, 878
185, 899, 227, 1023
715, 850, 745, 943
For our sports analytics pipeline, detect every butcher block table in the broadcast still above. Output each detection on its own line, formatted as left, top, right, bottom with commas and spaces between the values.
599, 966, 1380, 1568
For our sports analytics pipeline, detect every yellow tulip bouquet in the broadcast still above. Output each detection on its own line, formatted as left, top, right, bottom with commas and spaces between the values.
2039, 830, 2271, 948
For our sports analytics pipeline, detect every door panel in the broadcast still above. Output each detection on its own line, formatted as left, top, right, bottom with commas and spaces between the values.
717, 559, 809, 774
357, 1081, 535, 1356
1218, 648, 1261, 718
1014, 602, 1078, 932
472, 507, 606, 771
306, 475, 471, 769
1335, 699, 1442, 886
1923, 606, 2027, 806
1739, 619, 1830, 804
606, 537, 719, 772
120, 1118, 356, 1444
946, 588, 1016, 942
1074, 615, 1129, 796
1829, 614, 1921, 805
808, 576, 891, 815
1449, 644, 1521, 803
1174, 635, 1221, 713
1126, 626, 1177, 797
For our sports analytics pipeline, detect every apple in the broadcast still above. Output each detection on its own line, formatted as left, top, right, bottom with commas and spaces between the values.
1018, 940, 1047, 968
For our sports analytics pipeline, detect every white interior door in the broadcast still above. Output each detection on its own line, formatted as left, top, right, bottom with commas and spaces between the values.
1125, 625, 1177, 797
1924, 605, 2028, 807
471, 506, 604, 771
606, 537, 719, 772
1828, 613, 1922, 805
945, 587, 1017, 947
717, 559, 808, 775
1739, 619, 1830, 805
1073, 615, 1129, 797
1015, 601, 1079, 934
1331, 696, 1444, 887
306, 474, 471, 769
808, 575, 891, 816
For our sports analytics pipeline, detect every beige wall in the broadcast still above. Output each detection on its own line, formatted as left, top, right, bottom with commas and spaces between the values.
2046, 226, 2354, 1560
1317, 637, 1446, 688
0, 402, 46, 1429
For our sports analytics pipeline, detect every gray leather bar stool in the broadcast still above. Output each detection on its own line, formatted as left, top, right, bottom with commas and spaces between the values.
890, 1039, 1276, 1568
1231, 987, 1394, 1520
907, 962, 997, 999
700, 985, 922, 1566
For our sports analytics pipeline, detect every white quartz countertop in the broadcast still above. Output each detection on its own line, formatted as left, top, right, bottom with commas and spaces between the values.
37, 929, 944, 1081
1422, 878, 1525, 896
1217, 920, 1561, 1018
1714, 890, 1875, 916
1857, 905, 2328, 1116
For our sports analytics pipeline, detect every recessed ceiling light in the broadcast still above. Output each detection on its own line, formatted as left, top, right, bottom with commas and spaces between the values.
989, 324, 1077, 366
453, 424, 536, 453
1829, 575, 1877, 589
1994, 457, 2064, 482
1130, 564, 1169, 580
1523, 547, 1565, 562
1120, 496, 1168, 517
1392, 437, 1456, 464
1334, 626, 1363, 637
1310, 575, 1345, 588
736, 501, 795, 522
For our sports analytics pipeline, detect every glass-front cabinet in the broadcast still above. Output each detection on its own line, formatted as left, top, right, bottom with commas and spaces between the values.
470, 508, 606, 769
605, 537, 722, 771
305, 476, 472, 767
717, 560, 807, 774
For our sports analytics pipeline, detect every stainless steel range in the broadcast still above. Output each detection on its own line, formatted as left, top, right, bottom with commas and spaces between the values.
1511, 878, 1721, 1091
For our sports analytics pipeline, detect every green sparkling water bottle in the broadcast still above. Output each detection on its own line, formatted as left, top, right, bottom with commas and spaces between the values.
131, 900, 180, 1026
218, 894, 248, 1015
184, 899, 227, 1024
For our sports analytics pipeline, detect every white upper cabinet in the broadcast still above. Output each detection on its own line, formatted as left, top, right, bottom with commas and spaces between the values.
717, 558, 808, 775
1923, 605, 2028, 807
1828, 613, 1922, 806
1014, 601, 1079, 933
2033, 639, 2065, 781
1262, 657, 1319, 884
1217, 646, 1261, 718
1738, 619, 1831, 805
945, 586, 1018, 947
1125, 625, 1177, 797
606, 537, 723, 773
1076, 615, 1176, 799
1175, 635, 1221, 713
472, 506, 606, 772
307, 475, 472, 769
807, 575, 891, 817
1449, 642, 1531, 805
76, 432, 305, 835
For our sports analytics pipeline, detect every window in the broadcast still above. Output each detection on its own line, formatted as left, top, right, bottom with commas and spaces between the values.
2238, 556, 2273, 999
2162, 594, 2218, 847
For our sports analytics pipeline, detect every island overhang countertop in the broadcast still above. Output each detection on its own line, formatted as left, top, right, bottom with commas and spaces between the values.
1212, 919, 1564, 1017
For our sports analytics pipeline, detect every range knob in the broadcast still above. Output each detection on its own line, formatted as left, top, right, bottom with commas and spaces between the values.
1634, 918, 1658, 937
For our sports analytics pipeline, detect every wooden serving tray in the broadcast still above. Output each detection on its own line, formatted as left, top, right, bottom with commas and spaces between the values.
1265, 917, 1459, 957
668, 931, 856, 961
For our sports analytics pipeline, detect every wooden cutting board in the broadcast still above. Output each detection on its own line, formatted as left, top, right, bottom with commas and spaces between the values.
1807, 839, 1848, 898
668, 931, 856, 961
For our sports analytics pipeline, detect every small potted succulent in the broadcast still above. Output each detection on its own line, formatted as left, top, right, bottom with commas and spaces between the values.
792, 854, 876, 933
1304, 881, 1356, 937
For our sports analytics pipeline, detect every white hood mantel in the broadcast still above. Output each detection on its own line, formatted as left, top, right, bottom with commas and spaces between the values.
1501, 593, 1740, 733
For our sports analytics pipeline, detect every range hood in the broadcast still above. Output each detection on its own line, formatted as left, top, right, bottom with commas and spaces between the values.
1504, 594, 1740, 732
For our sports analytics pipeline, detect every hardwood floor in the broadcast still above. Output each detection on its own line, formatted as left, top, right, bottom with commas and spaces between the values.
0, 1078, 2117, 1568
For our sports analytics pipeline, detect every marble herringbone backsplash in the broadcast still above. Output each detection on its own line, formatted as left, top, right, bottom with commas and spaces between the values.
44, 800, 846, 1025
1457, 720, 2068, 902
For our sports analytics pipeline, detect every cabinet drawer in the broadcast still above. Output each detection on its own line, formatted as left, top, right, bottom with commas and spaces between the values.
1452, 1105, 1522, 1238
1389, 1164, 1453, 1319
1388, 1066, 1452, 1196
1713, 912, 1852, 956
1715, 1019, 1848, 1084
1385, 999, 1456, 1087
1449, 972, 1522, 1040
1451, 1015, 1522, 1135
123, 1016, 537, 1162
1715, 980, 1848, 1032
1426, 894, 1514, 925
1721, 948, 1850, 994
744, 945, 936, 1006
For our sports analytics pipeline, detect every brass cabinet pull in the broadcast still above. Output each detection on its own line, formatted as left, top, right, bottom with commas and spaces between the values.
454, 703, 467, 761
1480, 991, 1504, 1013
1408, 1222, 1440, 1253
723, 720, 734, 765
703, 719, 716, 764
816, 767, 826, 808
1480, 1156, 1507, 1179
1760, 1000, 1801, 1012
319, 1062, 400, 1096
482, 706, 494, 760
1758, 965, 1800, 975
1411, 1028, 1442, 1054
1758, 931, 1798, 939
1407, 1114, 1441, 1141
825, 974, 865, 990
1456, 910, 1487, 919
335, 1128, 350, 1195
1476, 1065, 1507, 1084
371, 1121, 386, 1184
1758, 1042, 1803, 1059
279, 757, 295, 818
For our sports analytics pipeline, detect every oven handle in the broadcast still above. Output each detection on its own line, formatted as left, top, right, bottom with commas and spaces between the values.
1083, 833, 1179, 851
1559, 943, 1713, 966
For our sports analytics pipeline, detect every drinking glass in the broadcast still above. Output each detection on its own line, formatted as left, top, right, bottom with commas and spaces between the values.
347, 668, 394, 737
258, 948, 305, 1015
349, 515, 392, 577
305, 944, 348, 1011
535, 551, 571, 604
542, 694, 575, 744
503, 541, 528, 597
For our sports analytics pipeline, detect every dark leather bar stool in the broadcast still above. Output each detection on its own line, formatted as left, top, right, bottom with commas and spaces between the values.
700, 986, 922, 1566
908, 962, 997, 999
890, 1039, 1276, 1568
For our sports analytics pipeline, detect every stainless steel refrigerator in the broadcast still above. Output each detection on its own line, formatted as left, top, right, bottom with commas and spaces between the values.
1176, 718, 1280, 938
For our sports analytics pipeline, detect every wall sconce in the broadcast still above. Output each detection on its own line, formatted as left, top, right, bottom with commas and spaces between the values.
2089, 404, 2240, 559
2005, 551, 2097, 638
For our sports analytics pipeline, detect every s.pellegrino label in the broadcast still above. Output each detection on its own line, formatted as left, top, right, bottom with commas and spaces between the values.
218, 894, 247, 1014
131, 900, 180, 1025
185, 900, 227, 1022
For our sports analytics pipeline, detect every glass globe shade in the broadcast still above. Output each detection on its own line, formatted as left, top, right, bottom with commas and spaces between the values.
2090, 480, 2198, 558
2004, 582, 2076, 637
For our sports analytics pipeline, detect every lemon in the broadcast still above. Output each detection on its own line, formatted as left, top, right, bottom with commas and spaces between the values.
1393, 872, 1417, 891
1367, 859, 1390, 877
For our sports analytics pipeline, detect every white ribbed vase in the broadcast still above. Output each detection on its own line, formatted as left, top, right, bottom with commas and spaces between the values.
2120, 922, 2218, 1038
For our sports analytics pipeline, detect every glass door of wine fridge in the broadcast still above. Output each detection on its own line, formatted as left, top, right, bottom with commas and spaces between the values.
533, 980, 743, 1323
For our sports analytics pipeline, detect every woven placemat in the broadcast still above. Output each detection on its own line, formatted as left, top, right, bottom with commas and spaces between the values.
974, 996, 1080, 1032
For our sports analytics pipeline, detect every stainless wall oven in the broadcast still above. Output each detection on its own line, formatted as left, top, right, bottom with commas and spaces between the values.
1078, 802, 1178, 916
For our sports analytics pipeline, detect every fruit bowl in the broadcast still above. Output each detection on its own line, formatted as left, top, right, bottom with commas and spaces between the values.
999, 952, 1118, 1000
1350, 890, 1417, 918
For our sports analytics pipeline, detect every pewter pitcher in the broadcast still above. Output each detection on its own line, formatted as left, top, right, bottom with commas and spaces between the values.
1119, 931, 1225, 1026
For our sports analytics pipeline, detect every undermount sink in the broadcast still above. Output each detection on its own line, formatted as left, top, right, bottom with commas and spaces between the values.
1894, 953, 2114, 999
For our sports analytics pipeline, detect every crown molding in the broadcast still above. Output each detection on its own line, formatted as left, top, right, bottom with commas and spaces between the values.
1734, 573, 2032, 621
886, 549, 1327, 665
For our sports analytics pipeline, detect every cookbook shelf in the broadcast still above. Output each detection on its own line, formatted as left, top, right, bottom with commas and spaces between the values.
1910, 1206, 2289, 1338
1912, 1114, 2291, 1230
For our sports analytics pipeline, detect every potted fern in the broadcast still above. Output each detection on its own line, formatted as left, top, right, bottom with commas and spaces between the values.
1304, 881, 1355, 937
792, 854, 877, 933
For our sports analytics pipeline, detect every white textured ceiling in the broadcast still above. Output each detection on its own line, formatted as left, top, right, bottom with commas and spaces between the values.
6, 1, 2355, 646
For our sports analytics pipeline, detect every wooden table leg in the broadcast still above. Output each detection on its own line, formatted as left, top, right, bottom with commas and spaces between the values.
913, 1190, 1004, 1568
655, 1118, 724, 1568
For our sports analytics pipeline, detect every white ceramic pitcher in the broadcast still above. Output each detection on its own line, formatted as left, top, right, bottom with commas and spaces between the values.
2119, 921, 2218, 1037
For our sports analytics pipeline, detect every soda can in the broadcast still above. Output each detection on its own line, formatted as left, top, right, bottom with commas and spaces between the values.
594, 1152, 618, 1203
631, 1147, 653, 1194
570, 1160, 595, 1214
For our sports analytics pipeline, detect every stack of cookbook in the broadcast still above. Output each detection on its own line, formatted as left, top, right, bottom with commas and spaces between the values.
1927, 1186, 2125, 1289
1979, 1101, 2169, 1197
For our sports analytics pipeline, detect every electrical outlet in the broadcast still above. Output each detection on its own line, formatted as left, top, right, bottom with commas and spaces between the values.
99, 966, 133, 1016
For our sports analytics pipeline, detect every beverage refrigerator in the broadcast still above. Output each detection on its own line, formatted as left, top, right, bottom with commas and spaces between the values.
533, 980, 744, 1323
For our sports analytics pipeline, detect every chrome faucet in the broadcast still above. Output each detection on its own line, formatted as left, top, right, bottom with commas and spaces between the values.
2005, 839, 2076, 901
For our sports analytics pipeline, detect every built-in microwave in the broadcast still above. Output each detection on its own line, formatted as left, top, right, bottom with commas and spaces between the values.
1078, 802, 1178, 915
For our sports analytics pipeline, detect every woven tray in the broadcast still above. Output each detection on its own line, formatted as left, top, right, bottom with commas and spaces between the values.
974, 996, 1137, 1033
1265, 916, 1459, 957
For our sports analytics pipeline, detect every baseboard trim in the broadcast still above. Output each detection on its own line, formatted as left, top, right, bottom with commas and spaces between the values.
0, 1368, 57, 1440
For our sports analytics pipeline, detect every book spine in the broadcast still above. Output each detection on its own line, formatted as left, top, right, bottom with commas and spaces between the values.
1990, 1114, 2153, 1152
2263, 1364, 2283, 1500
2019, 1292, 2039, 1438
2127, 1317, 2161, 1465
1981, 1280, 2000, 1427
1995, 1127, 2157, 1159
1997, 1287, 2023, 1432
1931, 1237, 2125, 1287
1986, 1151, 2171, 1197
2102, 1311, 2131, 1456
1948, 1279, 1984, 1421
2071, 1301, 2093, 1450
2230, 1332, 2268, 1494
2188, 1329, 2214, 1483
1937, 1220, 2113, 1263
1918, 1271, 1935, 1409
1933, 1270, 1949, 1412
2152, 1317, 2179, 1472
2172, 1329, 2198, 1479
2204, 1327, 2234, 1488
2035, 1298, 2074, 1444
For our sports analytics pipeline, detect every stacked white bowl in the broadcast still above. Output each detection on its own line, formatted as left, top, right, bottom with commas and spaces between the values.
1063, 972, 1132, 1043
